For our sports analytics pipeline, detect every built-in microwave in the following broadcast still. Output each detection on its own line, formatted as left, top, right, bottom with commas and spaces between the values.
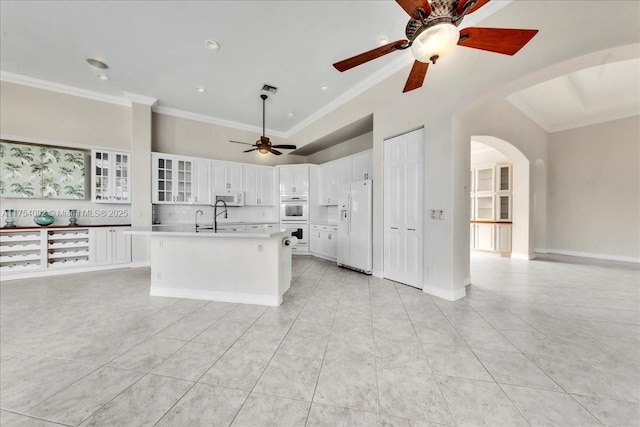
214, 191, 244, 206
280, 195, 308, 221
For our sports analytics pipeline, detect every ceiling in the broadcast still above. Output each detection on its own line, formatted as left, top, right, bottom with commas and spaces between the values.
507, 58, 640, 133
1, 0, 639, 147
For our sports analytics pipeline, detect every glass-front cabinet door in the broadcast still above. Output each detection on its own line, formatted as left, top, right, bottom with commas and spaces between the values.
175, 159, 193, 203
154, 156, 174, 203
92, 149, 131, 203
93, 151, 110, 202
113, 152, 130, 202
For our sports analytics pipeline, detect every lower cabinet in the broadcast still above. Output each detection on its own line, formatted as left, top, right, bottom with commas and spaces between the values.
470, 222, 511, 254
90, 227, 132, 266
310, 224, 338, 260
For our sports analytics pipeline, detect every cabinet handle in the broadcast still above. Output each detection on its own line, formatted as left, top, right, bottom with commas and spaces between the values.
292, 187, 296, 193
328, 234, 331, 240
195, 196, 198, 202
407, 228, 416, 231
391, 227, 399, 230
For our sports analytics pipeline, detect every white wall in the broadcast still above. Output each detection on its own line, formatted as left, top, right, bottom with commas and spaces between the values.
306, 132, 373, 164
548, 115, 640, 261
152, 113, 306, 166
470, 146, 511, 167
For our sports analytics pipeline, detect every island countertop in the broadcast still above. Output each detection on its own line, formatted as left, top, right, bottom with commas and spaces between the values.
127, 225, 289, 239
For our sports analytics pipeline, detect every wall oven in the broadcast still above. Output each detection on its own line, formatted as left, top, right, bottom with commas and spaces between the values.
280, 195, 308, 221
281, 222, 308, 251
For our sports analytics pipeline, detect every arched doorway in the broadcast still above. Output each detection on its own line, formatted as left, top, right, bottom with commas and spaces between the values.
471, 136, 533, 259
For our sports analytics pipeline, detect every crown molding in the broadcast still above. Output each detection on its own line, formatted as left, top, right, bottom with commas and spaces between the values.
125, 92, 158, 108
153, 105, 287, 139
0, 71, 131, 107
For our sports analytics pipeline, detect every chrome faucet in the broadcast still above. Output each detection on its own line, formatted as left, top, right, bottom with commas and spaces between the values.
214, 200, 228, 232
195, 209, 204, 231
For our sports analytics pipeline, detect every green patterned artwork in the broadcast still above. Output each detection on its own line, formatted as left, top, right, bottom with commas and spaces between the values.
0, 141, 88, 199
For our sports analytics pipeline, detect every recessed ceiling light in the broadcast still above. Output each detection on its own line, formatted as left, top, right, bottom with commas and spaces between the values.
96, 74, 109, 81
378, 36, 389, 45
205, 40, 220, 50
196, 86, 206, 93
321, 85, 328, 91
86, 58, 108, 69
287, 112, 293, 117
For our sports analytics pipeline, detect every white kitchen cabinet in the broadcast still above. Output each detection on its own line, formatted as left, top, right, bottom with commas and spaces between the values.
475, 166, 495, 193
90, 227, 131, 266
212, 161, 244, 193
474, 223, 495, 252
319, 158, 350, 205
475, 195, 495, 221
244, 165, 274, 206
310, 224, 337, 260
496, 224, 512, 253
194, 159, 211, 205
152, 153, 195, 204
92, 149, 131, 204
279, 165, 308, 195
496, 164, 512, 192
352, 150, 373, 181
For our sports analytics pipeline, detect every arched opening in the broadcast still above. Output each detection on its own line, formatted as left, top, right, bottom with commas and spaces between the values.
470, 136, 532, 259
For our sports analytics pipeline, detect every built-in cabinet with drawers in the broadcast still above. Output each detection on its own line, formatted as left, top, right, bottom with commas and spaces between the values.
1, 226, 131, 278
92, 149, 131, 204
309, 224, 338, 260
470, 162, 512, 254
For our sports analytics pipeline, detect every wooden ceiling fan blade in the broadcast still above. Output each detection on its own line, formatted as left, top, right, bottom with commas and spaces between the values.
269, 148, 283, 156
271, 145, 297, 150
333, 39, 408, 72
396, 0, 431, 20
402, 60, 429, 93
458, 27, 539, 56
229, 140, 254, 146
243, 148, 258, 153
457, 0, 490, 15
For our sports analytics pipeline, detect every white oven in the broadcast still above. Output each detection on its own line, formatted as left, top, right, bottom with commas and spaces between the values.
281, 222, 308, 251
280, 195, 308, 221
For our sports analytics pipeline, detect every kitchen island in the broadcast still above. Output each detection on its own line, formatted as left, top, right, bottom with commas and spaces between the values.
127, 225, 293, 306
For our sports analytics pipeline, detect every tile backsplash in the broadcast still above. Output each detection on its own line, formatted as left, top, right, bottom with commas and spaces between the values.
154, 204, 279, 225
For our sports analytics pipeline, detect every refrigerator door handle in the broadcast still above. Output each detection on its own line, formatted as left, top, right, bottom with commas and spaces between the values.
347, 195, 352, 235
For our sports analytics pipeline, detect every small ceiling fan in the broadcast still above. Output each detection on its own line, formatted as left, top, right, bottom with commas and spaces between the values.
333, 0, 538, 93
229, 94, 297, 156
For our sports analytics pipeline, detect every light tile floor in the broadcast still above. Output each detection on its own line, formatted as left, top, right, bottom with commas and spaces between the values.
1, 253, 638, 426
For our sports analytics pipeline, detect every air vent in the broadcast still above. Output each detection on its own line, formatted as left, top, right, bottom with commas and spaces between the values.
262, 84, 278, 94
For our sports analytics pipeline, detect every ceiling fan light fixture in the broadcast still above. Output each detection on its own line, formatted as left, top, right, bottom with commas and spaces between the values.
258, 147, 269, 154
410, 23, 460, 64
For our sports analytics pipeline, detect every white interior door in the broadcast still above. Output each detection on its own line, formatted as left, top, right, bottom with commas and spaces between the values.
384, 128, 424, 288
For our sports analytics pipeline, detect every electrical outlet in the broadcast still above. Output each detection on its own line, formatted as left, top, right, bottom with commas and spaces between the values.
430, 210, 437, 220
438, 210, 444, 220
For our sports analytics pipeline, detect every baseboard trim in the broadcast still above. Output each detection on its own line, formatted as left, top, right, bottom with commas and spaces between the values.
534, 247, 549, 254
0, 263, 132, 281
150, 286, 282, 306
545, 249, 640, 264
463, 276, 471, 286
309, 252, 337, 263
422, 283, 467, 301
129, 261, 151, 268
511, 252, 535, 260
372, 269, 384, 278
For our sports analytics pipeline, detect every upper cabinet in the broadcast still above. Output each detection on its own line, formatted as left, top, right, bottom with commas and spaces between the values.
470, 163, 512, 222
152, 153, 209, 204
279, 165, 308, 195
319, 158, 351, 205
244, 165, 274, 206
351, 150, 373, 181
1, 141, 88, 199
211, 161, 243, 193
92, 149, 131, 204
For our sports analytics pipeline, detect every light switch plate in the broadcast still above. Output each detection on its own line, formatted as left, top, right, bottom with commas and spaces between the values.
438, 210, 444, 220
430, 210, 437, 220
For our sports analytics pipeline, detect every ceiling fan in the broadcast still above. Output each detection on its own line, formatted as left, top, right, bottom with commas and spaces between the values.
333, 0, 538, 93
229, 94, 297, 156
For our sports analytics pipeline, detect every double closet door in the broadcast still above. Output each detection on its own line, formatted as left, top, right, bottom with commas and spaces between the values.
384, 128, 424, 288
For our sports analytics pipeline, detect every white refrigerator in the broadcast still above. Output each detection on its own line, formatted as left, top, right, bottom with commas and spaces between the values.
338, 179, 373, 274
